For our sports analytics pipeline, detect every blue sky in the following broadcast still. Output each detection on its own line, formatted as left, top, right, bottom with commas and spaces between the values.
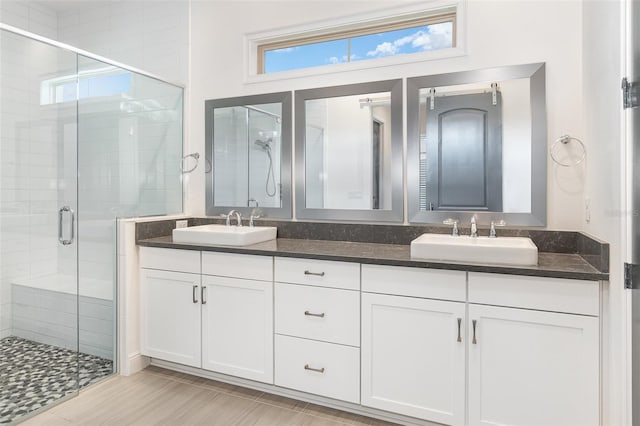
264, 22, 453, 74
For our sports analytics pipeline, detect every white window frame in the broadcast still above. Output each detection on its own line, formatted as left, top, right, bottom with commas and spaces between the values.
244, 0, 466, 84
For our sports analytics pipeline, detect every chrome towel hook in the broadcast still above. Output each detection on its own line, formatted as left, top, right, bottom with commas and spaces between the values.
550, 135, 586, 167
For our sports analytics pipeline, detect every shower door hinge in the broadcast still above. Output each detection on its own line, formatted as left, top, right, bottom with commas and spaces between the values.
622, 78, 639, 109
625, 262, 640, 289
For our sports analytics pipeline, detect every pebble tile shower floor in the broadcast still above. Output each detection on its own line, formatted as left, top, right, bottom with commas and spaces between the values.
0, 336, 113, 424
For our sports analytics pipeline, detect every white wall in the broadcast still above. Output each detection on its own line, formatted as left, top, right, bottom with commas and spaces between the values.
0, 1, 57, 39
582, 2, 626, 425
56, 1, 189, 84
188, 0, 585, 230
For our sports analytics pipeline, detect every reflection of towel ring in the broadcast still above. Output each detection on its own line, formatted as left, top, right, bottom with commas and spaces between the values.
181, 153, 200, 173
181, 152, 212, 173
550, 135, 586, 167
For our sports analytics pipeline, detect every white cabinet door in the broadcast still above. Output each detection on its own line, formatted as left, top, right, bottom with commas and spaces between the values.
201, 275, 273, 383
361, 293, 466, 425
468, 304, 599, 426
140, 269, 201, 367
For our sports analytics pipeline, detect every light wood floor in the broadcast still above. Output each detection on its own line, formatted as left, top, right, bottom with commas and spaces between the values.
22, 366, 396, 425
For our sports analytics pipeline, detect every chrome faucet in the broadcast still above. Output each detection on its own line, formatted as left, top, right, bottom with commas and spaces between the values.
489, 220, 506, 238
469, 217, 478, 238
226, 210, 242, 227
443, 218, 459, 236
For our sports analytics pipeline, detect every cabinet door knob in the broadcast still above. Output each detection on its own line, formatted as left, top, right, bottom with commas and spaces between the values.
201, 286, 207, 304
304, 270, 325, 277
304, 310, 325, 318
304, 364, 325, 373
192, 285, 199, 304
472, 319, 478, 344
457, 318, 462, 342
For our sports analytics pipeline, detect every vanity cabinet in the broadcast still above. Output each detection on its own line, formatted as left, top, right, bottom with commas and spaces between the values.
138, 246, 602, 426
274, 257, 361, 403
467, 304, 599, 426
467, 273, 600, 426
140, 268, 202, 367
139, 248, 274, 384
140, 248, 202, 367
201, 252, 273, 383
361, 265, 467, 426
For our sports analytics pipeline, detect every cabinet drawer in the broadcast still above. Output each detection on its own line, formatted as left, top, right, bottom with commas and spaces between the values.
275, 283, 359, 346
274, 257, 359, 290
140, 247, 200, 274
468, 272, 600, 316
202, 251, 272, 282
275, 334, 359, 403
362, 264, 466, 301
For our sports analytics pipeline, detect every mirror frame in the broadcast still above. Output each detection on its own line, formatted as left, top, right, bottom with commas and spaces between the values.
205, 91, 292, 218
406, 63, 547, 226
295, 79, 403, 222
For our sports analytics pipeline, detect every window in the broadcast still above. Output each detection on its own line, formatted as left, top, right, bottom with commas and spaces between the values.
41, 66, 132, 105
258, 12, 456, 75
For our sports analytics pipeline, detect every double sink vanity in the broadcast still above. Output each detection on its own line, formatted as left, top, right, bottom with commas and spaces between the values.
136, 218, 607, 426
134, 61, 607, 425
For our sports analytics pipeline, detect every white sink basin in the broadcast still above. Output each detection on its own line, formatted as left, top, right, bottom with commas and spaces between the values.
172, 224, 277, 246
410, 233, 538, 266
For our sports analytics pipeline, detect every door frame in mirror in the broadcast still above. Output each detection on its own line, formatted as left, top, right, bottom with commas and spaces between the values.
295, 79, 403, 222
406, 62, 547, 226
205, 91, 292, 219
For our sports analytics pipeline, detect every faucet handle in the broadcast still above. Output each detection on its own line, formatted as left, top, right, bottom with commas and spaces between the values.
489, 220, 506, 238
249, 214, 261, 228
443, 218, 459, 236
469, 216, 478, 238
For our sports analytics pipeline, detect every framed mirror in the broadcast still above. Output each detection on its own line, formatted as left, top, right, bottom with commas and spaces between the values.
407, 63, 546, 226
295, 80, 403, 222
205, 92, 292, 218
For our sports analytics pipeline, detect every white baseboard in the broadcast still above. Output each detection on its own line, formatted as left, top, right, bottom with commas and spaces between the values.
123, 352, 150, 376
150, 359, 438, 426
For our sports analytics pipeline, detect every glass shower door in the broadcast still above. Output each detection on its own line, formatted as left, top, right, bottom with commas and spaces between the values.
0, 29, 79, 423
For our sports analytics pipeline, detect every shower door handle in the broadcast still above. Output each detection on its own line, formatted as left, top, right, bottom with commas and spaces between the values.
58, 206, 75, 245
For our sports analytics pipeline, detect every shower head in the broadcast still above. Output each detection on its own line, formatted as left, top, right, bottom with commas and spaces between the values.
254, 138, 272, 151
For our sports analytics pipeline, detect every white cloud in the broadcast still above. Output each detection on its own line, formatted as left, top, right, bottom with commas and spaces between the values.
327, 54, 358, 64
366, 41, 397, 57
366, 24, 453, 58
272, 47, 297, 53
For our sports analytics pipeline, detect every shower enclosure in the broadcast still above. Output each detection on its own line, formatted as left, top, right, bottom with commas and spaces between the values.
0, 26, 183, 423
213, 105, 282, 208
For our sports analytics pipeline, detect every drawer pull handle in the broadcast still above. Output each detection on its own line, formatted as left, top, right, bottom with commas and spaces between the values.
304, 310, 325, 318
192, 285, 198, 304
457, 318, 462, 342
472, 319, 478, 344
304, 270, 325, 277
201, 286, 207, 305
304, 364, 325, 373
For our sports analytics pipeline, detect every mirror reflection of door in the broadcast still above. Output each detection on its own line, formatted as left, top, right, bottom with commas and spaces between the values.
372, 120, 382, 210
423, 93, 503, 211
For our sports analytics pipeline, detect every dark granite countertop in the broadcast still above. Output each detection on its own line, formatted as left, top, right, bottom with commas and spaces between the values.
138, 236, 608, 281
